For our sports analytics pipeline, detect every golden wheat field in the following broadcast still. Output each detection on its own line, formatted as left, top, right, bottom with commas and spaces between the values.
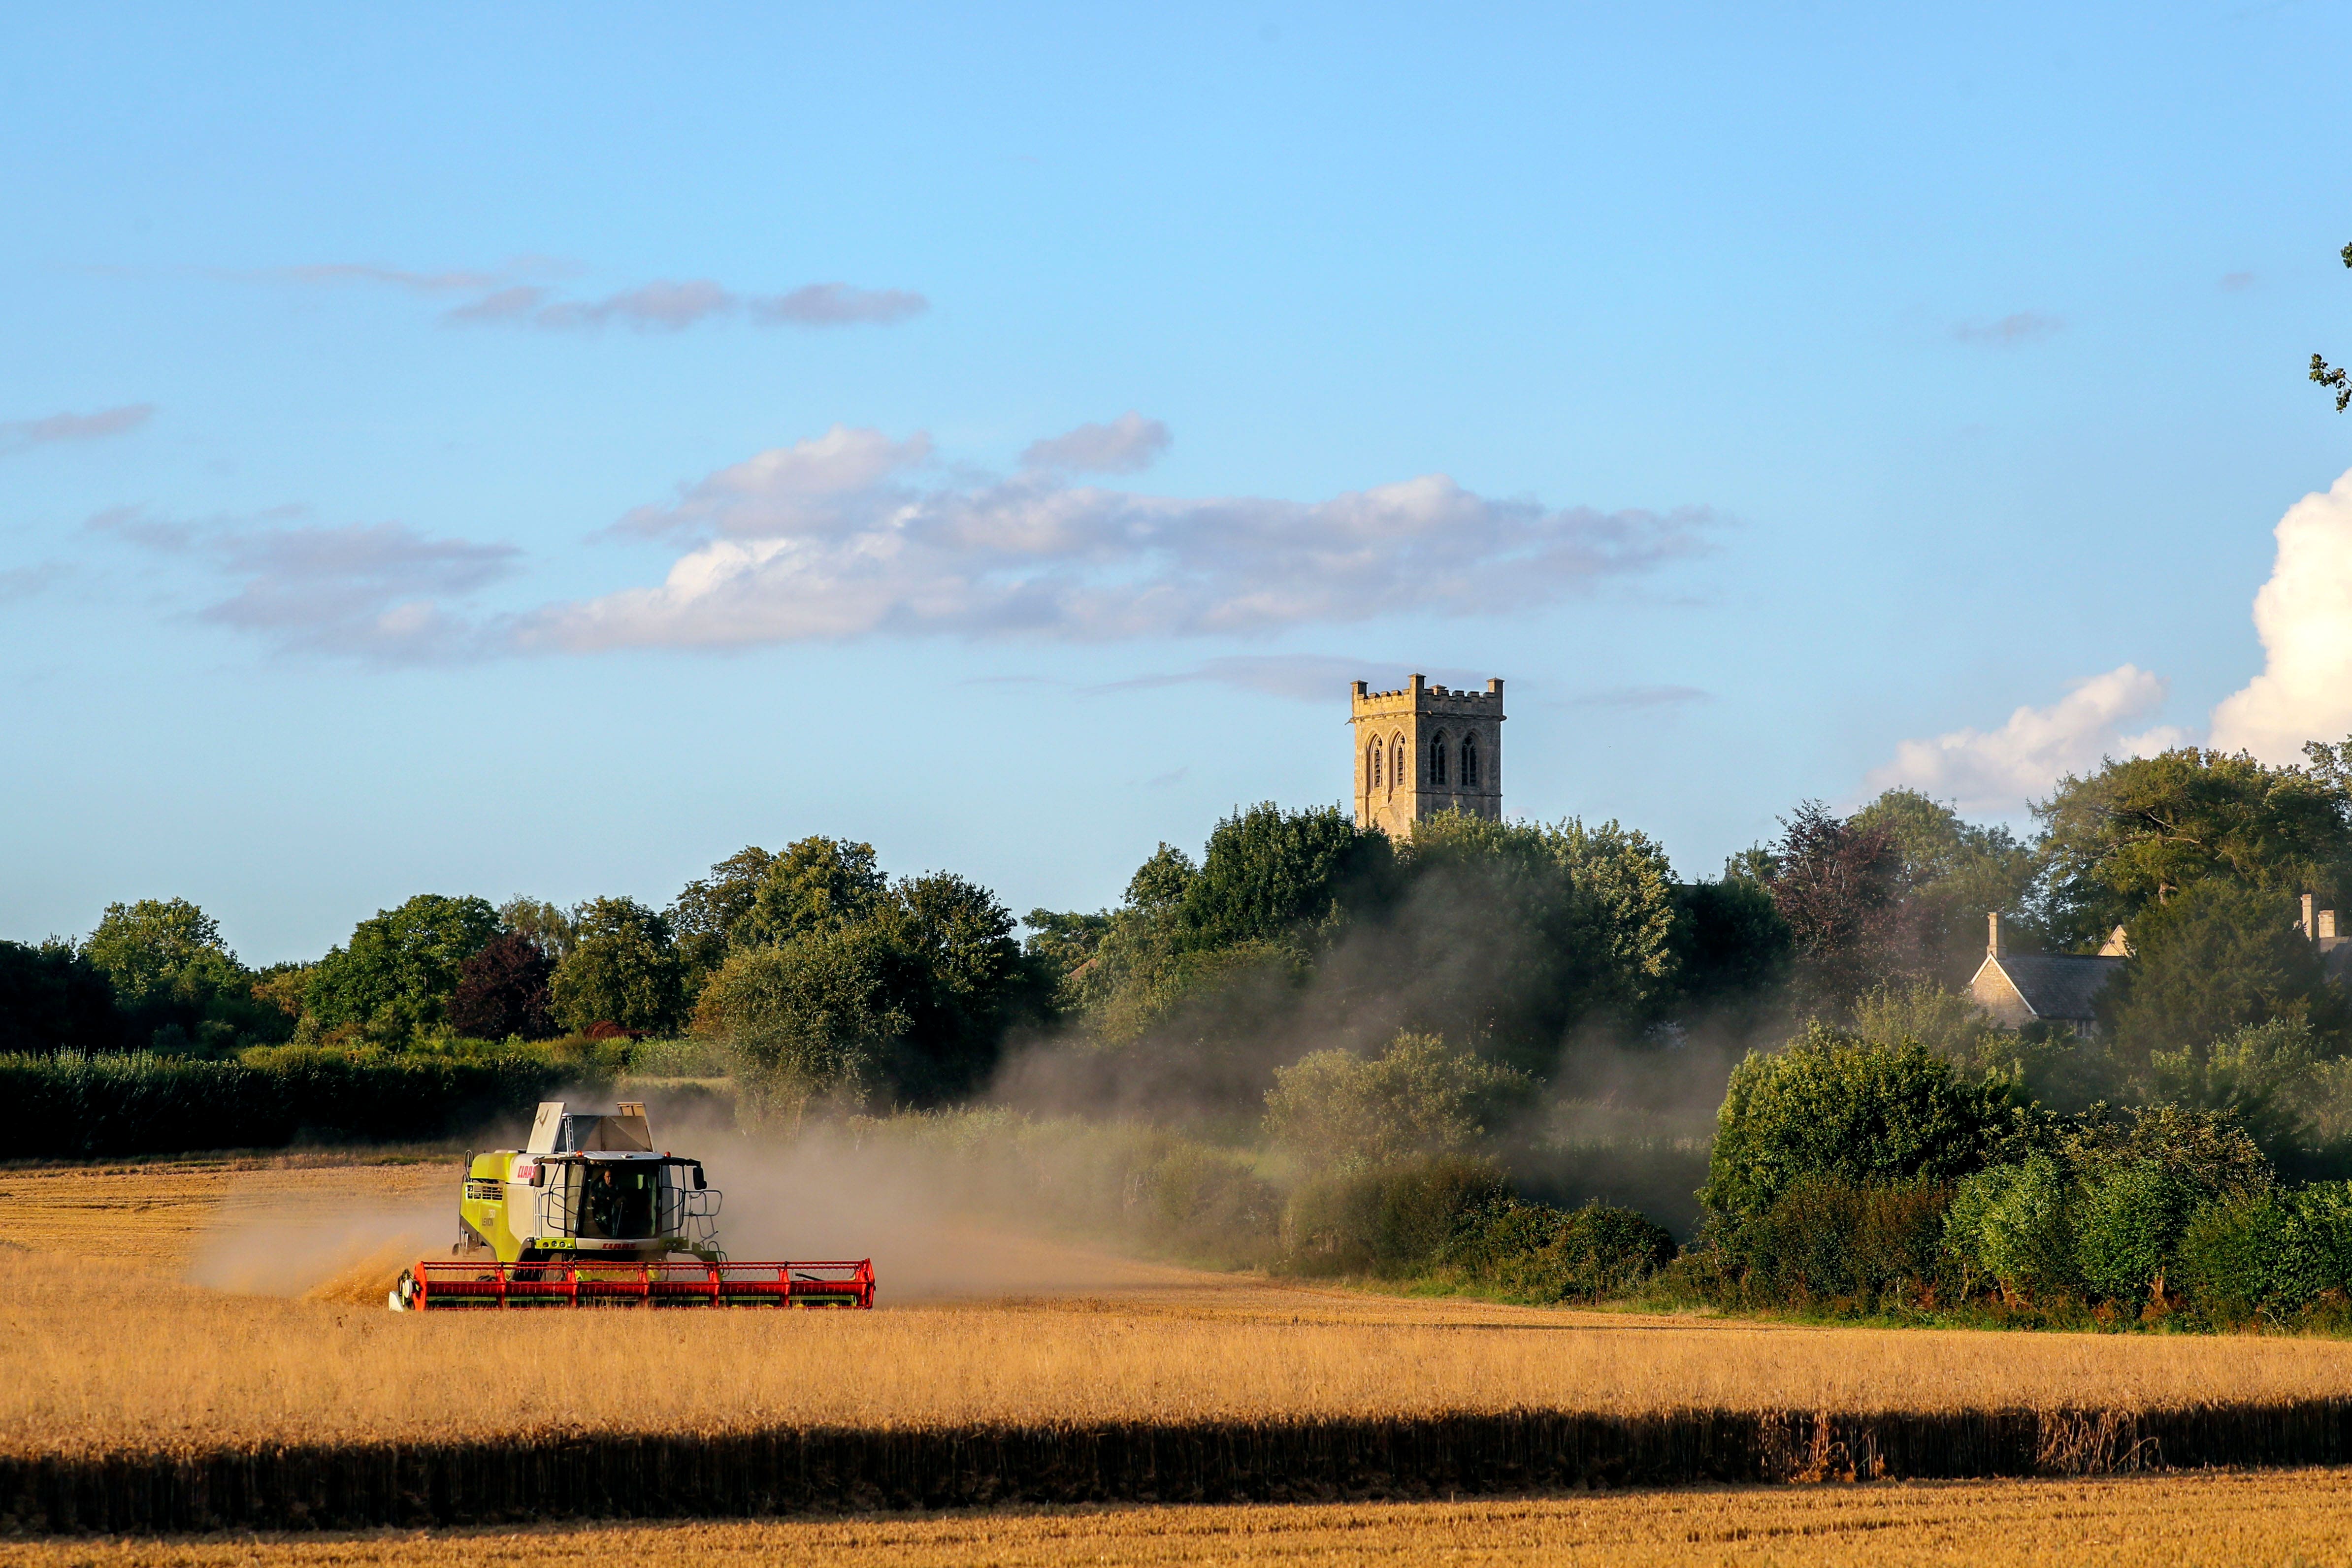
9, 1150, 2352, 1461
8, 1471, 2352, 1568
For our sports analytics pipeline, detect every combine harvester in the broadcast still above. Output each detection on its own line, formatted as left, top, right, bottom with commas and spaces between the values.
390, 1100, 874, 1311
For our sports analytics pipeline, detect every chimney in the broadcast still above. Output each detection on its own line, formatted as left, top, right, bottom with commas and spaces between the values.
2325, 910, 2340, 943
1987, 911, 2006, 959
2304, 893, 2319, 942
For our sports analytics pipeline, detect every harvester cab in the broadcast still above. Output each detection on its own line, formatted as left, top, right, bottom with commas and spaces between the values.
388, 1101, 874, 1312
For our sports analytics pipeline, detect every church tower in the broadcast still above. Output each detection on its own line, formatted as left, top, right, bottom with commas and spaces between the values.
1351, 674, 1504, 837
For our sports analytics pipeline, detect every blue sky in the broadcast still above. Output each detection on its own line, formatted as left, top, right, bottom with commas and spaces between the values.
7, 1, 2352, 963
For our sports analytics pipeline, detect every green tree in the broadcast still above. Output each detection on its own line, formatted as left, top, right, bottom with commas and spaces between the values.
548, 897, 686, 1034
1264, 1032, 1536, 1173
306, 894, 501, 1040
2034, 748, 2352, 949
1945, 1153, 2079, 1304
1850, 788, 2038, 983
0, 939, 126, 1051
1176, 803, 1391, 952
81, 898, 244, 1021
1670, 875, 1792, 1010
741, 837, 887, 946
881, 870, 1058, 1100
2096, 877, 2345, 1066
667, 846, 777, 993
1700, 1025, 2019, 1228
496, 896, 578, 960
2151, 1016, 2323, 1159
695, 921, 913, 1114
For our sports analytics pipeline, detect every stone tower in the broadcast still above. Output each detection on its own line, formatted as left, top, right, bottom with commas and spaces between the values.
1351, 674, 1504, 837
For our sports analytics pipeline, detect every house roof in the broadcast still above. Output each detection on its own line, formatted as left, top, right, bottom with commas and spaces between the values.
1978, 952, 2124, 1022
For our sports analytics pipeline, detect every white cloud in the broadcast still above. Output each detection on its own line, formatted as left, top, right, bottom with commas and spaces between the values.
2210, 469, 2352, 763
0, 404, 153, 455
92, 507, 519, 661
517, 426, 1715, 652
1865, 665, 2186, 813
1021, 412, 1172, 474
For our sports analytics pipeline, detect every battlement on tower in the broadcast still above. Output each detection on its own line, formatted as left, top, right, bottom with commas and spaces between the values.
1350, 674, 1505, 717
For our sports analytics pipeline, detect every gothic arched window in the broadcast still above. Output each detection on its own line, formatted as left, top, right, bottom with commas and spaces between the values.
1462, 732, 1479, 787
1391, 735, 1405, 791
1429, 731, 1448, 786
1368, 739, 1381, 790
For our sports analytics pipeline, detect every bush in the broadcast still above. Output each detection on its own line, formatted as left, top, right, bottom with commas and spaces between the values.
1700, 1025, 2018, 1227
1263, 1032, 1535, 1173
0, 1047, 594, 1158
2072, 1159, 2203, 1307
1712, 1175, 1952, 1309
1945, 1154, 2078, 1305
1439, 1198, 1676, 1302
2175, 1182, 2352, 1324
1280, 1154, 1507, 1277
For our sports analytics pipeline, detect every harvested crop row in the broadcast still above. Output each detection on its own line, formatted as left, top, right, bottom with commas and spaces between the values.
11, 1470, 2352, 1567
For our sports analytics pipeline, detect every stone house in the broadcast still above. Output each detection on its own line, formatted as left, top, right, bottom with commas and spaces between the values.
1967, 913, 2127, 1034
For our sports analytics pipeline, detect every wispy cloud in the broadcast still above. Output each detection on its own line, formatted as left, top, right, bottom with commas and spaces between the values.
0, 562, 69, 602
0, 404, 153, 456
1865, 665, 2185, 814
258, 260, 925, 332
1953, 312, 2064, 346
1021, 412, 1172, 474
90, 506, 520, 661
519, 424, 1716, 652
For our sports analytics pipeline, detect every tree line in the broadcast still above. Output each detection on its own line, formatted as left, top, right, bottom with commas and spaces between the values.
8, 737, 2352, 1138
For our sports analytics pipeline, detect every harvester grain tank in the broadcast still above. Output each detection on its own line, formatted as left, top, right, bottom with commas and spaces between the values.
389, 1100, 874, 1310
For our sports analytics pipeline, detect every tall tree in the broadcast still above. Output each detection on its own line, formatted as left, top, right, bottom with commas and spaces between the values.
1850, 787, 2037, 983
2034, 748, 2352, 949
447, 933, 559, 1040
550, 897, 687, 1035
742, 837, 888, 947
0, 939, 126, 1051
306, 895, 502, 1040
2096, 877, 2348, 1067
1762, 802, 1906, 1009
668, 846, 777, 993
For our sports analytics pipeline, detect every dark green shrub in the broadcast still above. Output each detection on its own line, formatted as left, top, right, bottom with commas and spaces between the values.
1281, 1154, 1506, 1277
1944, 1154, 2078, 1305
2176, 1181, 2352, 1324
1440, 1198, 1676, 1302
1701, 1025, 2017, 1227
2073, 1158, 2203, 1307
0, 1047, 588, 1158
1714, 1175, 1952, 1308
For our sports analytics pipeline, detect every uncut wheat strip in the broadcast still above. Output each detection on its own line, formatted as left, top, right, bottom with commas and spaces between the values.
12, 1253, 2352, 1457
